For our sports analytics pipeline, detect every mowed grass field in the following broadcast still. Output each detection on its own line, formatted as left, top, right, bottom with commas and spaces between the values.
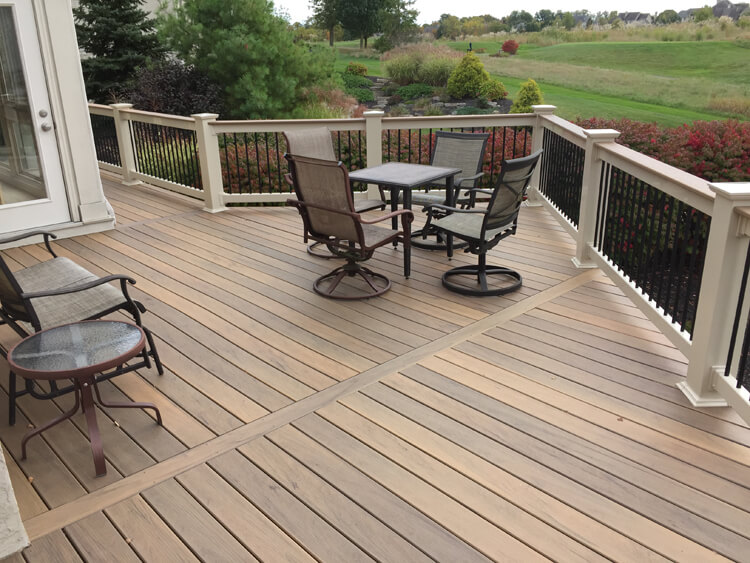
333, 39, 749, 126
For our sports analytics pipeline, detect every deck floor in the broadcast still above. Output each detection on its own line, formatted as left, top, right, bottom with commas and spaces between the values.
2, 174, 749, 561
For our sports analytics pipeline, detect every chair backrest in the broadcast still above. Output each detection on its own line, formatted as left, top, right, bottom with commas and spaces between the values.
285, 154, 360, 243
0, 256, 30, 323
484, 150, 543, 235
283, 127, 337, 161
430, 131, 489, 185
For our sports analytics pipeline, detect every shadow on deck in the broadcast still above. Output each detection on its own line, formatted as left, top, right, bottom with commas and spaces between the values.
1, 174, 749, 561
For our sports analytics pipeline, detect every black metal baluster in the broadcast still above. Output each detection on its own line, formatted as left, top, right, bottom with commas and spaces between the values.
253, 133, 261, 193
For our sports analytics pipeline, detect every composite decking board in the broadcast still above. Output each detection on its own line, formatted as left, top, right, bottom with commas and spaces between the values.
344, 386, 666, 562
293, 413, 548, 562
103, 496, 199, 562
382, 371, 745, 561
84, 230, 397, 367
55, 237, 372, 388
405, 356, 750, 513
320, 399, 608, 562
21, 530, 83, 563
65, 512, 140, 562
445, 341, 750, 477
238, 437, 435, 562
526, 307, 688, 364
516, 312, 689, 377
139, 479, 257, 561
109, 226, 420, 359
167, 213, 486, 329
490, 322, 749, 432
29, 241, 288, 417
208, 450, 374, 562
4, 178, 749, 560
126, 222, 438, 347
175, 464, 316, 562
265, 424, 492, 562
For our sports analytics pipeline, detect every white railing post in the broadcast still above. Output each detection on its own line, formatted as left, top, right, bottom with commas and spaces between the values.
364, 110, 384, 200
191, 113, 226, 213
109, 103, 140, 185
572, 129, 620, 268
679, 183, 750, 406
527, 105, 556, 207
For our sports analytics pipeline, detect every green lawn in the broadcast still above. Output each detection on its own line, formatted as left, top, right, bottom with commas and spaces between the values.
515, 41, 750, 84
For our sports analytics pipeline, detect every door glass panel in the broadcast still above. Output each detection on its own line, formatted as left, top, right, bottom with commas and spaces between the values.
0, 6, 45, 206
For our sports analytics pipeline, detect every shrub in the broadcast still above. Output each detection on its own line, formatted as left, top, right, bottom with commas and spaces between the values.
126, 59, 223, 116
501, 40, 519, 55
490, 51, 511, 58
474, 47, 487, 53
417, 58, 458, 86
295, 86, 357, 118
396, 83, 433, 100
342, 73, 372, 89
384, 56, 421, 85
446, 52, 490, 99
575, 117, 750, 182
455, 106, 495, 115
346, 61, 368, 76
510, 78, 543, 113
373, 35, 394, 53
423, 105, 444, 116
350, 87, 375, 103
478, 79, 508, 101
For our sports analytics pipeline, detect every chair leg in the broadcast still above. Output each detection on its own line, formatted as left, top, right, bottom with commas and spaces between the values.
313, 260, 391, 300
9, 371, 16, 426
143, 327, 164, 376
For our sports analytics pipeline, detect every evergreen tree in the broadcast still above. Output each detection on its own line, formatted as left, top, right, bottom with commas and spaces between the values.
73, 0, 164, 102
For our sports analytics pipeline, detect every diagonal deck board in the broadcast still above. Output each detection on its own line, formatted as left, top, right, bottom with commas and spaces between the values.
1, 176, 748, 561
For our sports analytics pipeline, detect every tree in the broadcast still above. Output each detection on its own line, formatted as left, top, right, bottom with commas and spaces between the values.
656, 10, 681, 24
158, 0, 334, 119
378, 0, 419, 49
338, 0, 384, 48
436, 13, 461, 39
561, 12, 576, 30
311, 0, 340, 46
535, 9, 556, 29
73, 0, 164, 102
693, 5, 714, 22
505, 10, 534, 32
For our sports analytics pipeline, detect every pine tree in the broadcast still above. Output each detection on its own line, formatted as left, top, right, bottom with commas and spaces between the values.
74, 0, 164, 102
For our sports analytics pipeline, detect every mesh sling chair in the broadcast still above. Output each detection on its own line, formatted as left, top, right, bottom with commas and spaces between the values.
410, 130, 489, 249
424, 150, 542, 296
0, 231, 163, 425
283, 127, 386, 258
285, 154, 413, 299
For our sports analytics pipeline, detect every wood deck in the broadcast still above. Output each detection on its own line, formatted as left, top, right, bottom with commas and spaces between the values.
2, 173, 749, 562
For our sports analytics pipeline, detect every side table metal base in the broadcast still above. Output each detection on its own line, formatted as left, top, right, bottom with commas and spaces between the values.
21, 376, 162, 477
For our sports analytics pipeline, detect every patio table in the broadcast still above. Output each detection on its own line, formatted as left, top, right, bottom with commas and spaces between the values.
349, 162, 462, 250
8, 320, 162, 477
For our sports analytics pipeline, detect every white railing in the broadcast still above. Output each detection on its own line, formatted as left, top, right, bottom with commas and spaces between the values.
88, 103, 750, 422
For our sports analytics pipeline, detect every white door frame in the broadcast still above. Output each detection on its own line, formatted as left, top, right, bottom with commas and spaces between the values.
0, 0, 70, 234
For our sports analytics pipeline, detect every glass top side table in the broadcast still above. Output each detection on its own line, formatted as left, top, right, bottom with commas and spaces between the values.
8, 320, 163, 476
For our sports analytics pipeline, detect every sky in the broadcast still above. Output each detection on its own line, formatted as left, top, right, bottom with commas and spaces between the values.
276, 0, 702, 24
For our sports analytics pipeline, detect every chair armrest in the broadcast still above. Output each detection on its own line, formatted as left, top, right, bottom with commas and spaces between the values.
424, 204, 486, 216
359, 209, 414, 226
286, 198, 359, 219
284, 172, 293, 186
0, 231, 58, 257
463, 187, 493, 195
21, 274, 136, 300
455, 172, 484, 188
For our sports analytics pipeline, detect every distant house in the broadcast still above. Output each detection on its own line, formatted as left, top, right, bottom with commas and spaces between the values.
712, 0, 750, 19
618, 12, 654, 26
678, 8, 697, 20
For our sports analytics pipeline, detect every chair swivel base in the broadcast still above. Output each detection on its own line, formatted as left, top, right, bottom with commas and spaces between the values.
313, 261, 391, 300
410, 227, 468, 251
307, 241, 340, 259
442, 264, 522, 296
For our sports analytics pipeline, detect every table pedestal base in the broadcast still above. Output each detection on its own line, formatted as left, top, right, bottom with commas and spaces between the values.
21, 376, 162, 477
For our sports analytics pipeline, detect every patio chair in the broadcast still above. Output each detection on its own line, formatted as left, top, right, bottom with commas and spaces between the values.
0, 231, 163, 425
409, 130, 489, 248
285, 154, 413, 299
283, 127, 386, 258
424, 150, 542, 296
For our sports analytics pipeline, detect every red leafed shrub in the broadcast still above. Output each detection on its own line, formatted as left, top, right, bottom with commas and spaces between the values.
576, 117, 750, 182
501, 40, 519, 55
